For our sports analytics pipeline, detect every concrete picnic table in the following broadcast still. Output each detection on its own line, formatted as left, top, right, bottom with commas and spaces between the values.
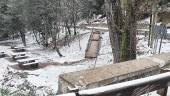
17, 58, 39, 69
11, 46, 26, 52
11, 52, 28, 60
17, 58, 37, 64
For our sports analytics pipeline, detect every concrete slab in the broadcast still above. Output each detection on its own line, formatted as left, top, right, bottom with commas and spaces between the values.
85, 32, 101, 58
85, 41, 99, 58
58, 58, 160, 93
146, 52, 170, 67
90, 33, 100, 41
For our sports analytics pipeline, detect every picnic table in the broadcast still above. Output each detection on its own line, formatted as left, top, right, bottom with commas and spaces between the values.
15, 48, 26, 52
11, 46, 26, 52
17, 58, 39, 69
11, 52, 28, 60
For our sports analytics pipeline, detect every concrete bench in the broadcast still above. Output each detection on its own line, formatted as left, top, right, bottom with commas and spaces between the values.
13, 55, 28, 60
17, 58, 39, 69
11, 46, 26, 52
11, 52, 27, 60
15, 48, 26, 52
17, 58, 36, 64
11, 52, 26, 56
19, 61, 39, 69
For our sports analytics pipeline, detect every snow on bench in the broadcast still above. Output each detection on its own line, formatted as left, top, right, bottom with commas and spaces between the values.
11, 52, 28, 60
11, 46, 25, 49
17, 58, 37, 64
18, 62, 38, 69
17, 58, 39, 69
11, 46, 26, 52
13, 55, 28, 60
22, 61, 39, 66
15, 48, 26, 52
11, 52, 27, 56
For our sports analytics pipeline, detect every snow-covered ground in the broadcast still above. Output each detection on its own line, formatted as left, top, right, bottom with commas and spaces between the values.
0, 28, 113, 95
0, 21, 170, 95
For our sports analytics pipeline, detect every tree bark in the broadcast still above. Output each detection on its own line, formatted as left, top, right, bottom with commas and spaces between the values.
19, 30, 26, 47
105, 0, 138, 63
105, 0, 123, 63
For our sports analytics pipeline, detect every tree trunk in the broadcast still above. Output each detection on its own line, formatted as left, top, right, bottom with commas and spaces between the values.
105, 0, 138, 63
19, 30, 26, 47
53, 24, 63, 57
32, 29, 40, 44
105, 0, 123, 63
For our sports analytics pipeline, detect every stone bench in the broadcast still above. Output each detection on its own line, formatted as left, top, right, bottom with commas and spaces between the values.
13, 55, 28, 60
11, 46, 26, 52
17, 58, 39, 69
19, 61, 39, 69
11, 52, 27, 60
15, 48, 26, 52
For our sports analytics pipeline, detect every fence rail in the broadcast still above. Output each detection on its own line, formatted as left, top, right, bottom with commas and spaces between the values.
57, 71, 170, 96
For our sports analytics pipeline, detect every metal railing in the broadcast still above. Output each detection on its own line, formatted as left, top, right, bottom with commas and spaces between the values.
57, 71, 170, 96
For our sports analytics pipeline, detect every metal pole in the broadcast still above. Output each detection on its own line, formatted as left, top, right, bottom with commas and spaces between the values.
78, 72, 170, 96
57, 71, 170, 96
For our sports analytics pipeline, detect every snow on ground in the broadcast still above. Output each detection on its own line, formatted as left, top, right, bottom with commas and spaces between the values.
26, 32, 90, 63
0, 28, 113, 95
137, 28, 170, 58
168, 29, 170, 34
136, 35, 152, 58
0, 23, 170, 95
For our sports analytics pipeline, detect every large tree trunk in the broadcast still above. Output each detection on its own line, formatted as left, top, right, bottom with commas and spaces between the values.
105, 0, 123, 63
105, 0, 138, 63
126, 0, 138, 60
